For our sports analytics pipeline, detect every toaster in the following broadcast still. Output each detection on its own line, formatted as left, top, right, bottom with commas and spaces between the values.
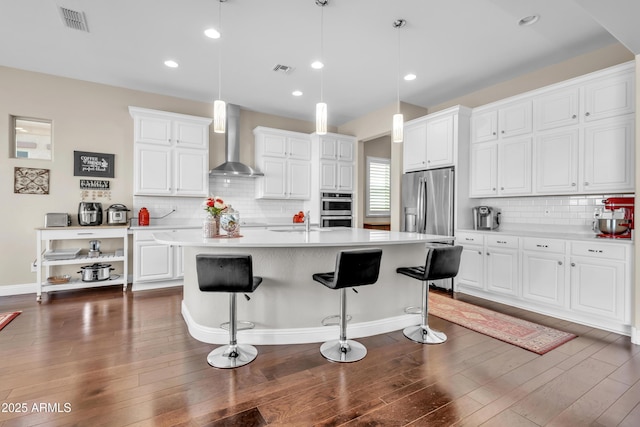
45, 213, 71, 227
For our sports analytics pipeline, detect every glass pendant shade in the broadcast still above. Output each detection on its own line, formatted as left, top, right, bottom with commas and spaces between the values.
316, 102, 327, 135
213, 99, 226, 134
392, 113, 404, 143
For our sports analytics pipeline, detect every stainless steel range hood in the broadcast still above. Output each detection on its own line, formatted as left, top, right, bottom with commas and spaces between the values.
209, 103, 263, 177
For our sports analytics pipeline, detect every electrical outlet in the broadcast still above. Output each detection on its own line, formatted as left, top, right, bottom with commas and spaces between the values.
171, 205, 178, 211
544, 208, 551, 217
30, 261, 37, 272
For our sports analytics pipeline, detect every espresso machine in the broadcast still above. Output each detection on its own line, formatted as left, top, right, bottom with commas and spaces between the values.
473, 206, 500, 230
594, 197, 634, 239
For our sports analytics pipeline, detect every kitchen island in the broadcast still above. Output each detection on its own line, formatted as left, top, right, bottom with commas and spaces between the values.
154, 228, 453, 345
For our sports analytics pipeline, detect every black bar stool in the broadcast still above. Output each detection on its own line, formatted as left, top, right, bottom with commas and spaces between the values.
312, 248, 383, 362
396, 245, 462, 344
196, 254, 262, 368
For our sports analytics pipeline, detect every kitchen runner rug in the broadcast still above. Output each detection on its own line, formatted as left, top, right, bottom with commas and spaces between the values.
0, 311, 21, 332
428, 293, 576, 355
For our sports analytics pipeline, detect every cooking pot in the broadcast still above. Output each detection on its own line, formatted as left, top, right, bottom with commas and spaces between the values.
78, 263, 114, 282
595, 218, 631, 235
106, 204, 129, 225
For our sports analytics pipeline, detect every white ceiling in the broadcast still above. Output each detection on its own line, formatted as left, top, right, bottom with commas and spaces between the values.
0, 0, 636, 127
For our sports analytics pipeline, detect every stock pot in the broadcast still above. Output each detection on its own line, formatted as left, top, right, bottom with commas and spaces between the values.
78, 263, 114, 282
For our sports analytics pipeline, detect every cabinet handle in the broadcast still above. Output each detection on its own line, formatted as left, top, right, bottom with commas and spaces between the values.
572, 115, 577, 119
501, 187, 504, 190
571, 183, 576, 186
497, 240, 507, 244
501, 130, 505, 134
584, 182, 589, 186
427, 160, 431, 163
558, 261, 563, 266
571, 262, 576, 267
486, 252, 491, 256
478, 251, 482, 255
536, 244, 548, 248
585, 112, 591, 117
587, 249, 604, 254
465, 237, 474, 241
492, 187, 496, 191
492, 132, 496, 136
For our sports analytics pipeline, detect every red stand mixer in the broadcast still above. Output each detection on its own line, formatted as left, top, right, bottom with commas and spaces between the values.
594, 197, 634, 239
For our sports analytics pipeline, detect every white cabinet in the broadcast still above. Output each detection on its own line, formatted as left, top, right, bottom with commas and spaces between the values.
534, 128, 579, 194
403, 106, 470, 173
582, 115, 635, 193
497, 137, 531, 196
472, 100, 532, 142
522, 238, 567, 308
255, 127, 311, 199
455, 230, 632, 334
313, 133, 356, 192
570, 242, 628, 323
470, 143, 497, 196
534, 86, 580, 131
583, 70, 635, 122
133, 229, 185, 288
35, 227, 129, 302
456, 232, 484, 291
484, 235, 519, 297
130, 107, 211, 197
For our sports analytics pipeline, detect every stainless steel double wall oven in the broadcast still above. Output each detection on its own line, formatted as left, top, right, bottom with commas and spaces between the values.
320, 192, 353, 227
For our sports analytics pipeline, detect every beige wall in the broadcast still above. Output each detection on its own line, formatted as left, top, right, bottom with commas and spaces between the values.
0, 66, 317, 288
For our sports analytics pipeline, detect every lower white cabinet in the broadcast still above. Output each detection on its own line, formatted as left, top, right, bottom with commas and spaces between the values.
455, 231, 632, 334
133, 229, 185, 289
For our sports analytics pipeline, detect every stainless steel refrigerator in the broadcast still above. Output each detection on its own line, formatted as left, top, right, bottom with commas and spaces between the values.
401, 167, 455, 290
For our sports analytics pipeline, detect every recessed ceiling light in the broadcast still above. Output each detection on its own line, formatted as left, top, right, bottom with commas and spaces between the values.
311, 61, 324, 69
164, 60, 179, 68
204, 28, 221, 39
292, 90, 303, 97
518, 15, 539, 26
404, 73, 417, 81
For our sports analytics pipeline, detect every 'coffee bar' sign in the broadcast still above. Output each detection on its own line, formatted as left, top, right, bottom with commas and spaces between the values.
74, 151, 114, 178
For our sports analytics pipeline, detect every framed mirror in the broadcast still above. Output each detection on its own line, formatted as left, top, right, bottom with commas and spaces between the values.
12, 116, 53, 160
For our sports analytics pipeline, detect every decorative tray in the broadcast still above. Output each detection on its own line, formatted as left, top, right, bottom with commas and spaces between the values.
44, 248, 81, 260
47, 275, 71, 284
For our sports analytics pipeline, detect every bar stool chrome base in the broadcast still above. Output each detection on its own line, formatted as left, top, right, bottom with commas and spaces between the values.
207, 343, 258, 369
320, 339, 367, 363
403, 325, 447, 344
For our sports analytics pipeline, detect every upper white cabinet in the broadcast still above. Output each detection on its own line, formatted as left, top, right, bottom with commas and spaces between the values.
313, 133, 356, 192
255, 127, 312, 199
403, 105, 471, 173
471, 61, 635, 198
130, 107, 211, 197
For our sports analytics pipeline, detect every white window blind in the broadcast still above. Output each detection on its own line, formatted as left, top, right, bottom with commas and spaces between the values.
366, 156, 390, 217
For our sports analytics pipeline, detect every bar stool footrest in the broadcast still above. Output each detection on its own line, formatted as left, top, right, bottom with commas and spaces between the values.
220, 320, 255, 331
321, 314, 352, 327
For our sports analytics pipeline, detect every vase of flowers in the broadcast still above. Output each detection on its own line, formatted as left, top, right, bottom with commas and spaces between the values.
202, 196, 227, 238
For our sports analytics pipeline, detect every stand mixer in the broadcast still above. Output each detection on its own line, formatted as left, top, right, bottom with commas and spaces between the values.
593, 197, 634, 239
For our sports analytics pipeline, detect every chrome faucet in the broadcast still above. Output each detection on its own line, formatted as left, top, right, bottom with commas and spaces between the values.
305, 210, 311, 232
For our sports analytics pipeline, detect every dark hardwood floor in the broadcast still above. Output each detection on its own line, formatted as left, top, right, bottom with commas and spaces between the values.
1, 286, 639, 426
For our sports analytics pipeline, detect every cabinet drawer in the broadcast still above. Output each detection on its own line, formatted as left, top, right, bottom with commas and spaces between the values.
523, 237, 565, 253
571, 241, 626, 260
486, 235, 519, 249
41, 228, 126, 240
456, 232, 484, 246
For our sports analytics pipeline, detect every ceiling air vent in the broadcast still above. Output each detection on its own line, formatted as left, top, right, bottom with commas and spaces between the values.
59, 7, 89, 32
273, 64, 294, 74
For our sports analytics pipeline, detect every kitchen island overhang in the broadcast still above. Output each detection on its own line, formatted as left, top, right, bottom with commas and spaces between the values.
154, 228, 454, 345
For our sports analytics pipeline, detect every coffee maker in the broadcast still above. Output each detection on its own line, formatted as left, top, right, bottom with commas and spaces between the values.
78, 202, 103, 226
594, 197, 634, 239
473, 206, 500, 230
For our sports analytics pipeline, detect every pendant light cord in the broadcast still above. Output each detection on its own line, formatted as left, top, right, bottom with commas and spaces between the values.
217, 0, 223, 100
396, 21, 401, 113
319, 4, 324, 103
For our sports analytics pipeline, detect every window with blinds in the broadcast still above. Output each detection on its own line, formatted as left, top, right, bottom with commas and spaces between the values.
366, 156, 391, 216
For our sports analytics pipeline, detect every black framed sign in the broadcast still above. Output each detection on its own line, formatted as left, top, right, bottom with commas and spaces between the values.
74, 151, 114, 178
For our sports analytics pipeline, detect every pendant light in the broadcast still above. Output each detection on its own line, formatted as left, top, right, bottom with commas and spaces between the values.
213, 0, 227, 134
315, 0, 328, 135
392, 19, 406, 143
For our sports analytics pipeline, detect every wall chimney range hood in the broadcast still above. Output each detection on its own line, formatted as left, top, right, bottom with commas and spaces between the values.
209, 104, 263, 177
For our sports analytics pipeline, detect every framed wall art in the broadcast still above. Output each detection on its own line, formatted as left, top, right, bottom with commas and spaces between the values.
74, 151, 115, 178
14, 167, 50, 195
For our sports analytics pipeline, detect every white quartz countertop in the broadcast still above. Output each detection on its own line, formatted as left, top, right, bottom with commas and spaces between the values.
456, 228, 634, 244
153, 227, 454, 248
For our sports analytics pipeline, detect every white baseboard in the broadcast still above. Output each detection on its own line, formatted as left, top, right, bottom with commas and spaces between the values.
632, 326, 640, 345
131, 280, 183, 292
181, 300, 420, 345
0, 283, 38, 297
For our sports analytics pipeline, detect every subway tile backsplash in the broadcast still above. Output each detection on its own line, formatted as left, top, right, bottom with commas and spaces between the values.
132, 177, 309, 225
476, 194, 633, 232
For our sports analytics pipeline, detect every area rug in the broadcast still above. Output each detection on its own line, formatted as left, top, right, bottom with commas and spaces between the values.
428, 293, 576, 355
0, 311, 21, 331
